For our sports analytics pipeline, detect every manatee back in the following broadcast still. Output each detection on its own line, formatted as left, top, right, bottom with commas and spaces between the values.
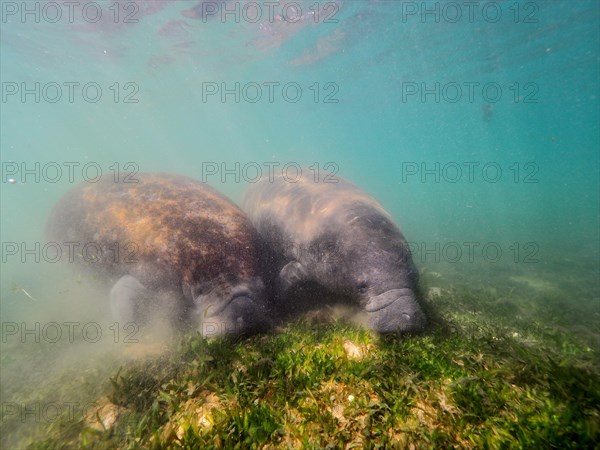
46, 173, 261, 287
242, 172, 394, 244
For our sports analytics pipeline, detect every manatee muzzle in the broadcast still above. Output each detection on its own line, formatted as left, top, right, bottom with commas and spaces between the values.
199, 285, 255, 317
197, 286, 270, 337
366, 288, 426, 333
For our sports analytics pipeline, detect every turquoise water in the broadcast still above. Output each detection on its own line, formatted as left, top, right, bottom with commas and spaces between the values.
2, 1, 599, 300
0, 0, 599, 445
1, 1, 599, 327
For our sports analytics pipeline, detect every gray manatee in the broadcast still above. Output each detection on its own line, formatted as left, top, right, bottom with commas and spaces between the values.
241, 170, 426, 333
46, 173, 270, 337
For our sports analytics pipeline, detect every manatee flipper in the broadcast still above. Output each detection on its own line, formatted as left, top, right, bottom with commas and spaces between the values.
277, 261, 308, 294
110, 275, 148, 324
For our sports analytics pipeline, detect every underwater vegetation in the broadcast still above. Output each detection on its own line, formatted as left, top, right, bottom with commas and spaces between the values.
2, 264, 599, 449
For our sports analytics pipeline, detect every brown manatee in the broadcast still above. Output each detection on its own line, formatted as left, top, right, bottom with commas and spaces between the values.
241, 170, 425, 333
46, 173, 269, 337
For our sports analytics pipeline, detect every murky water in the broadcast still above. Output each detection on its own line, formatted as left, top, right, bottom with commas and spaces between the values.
1, 0, 598, 447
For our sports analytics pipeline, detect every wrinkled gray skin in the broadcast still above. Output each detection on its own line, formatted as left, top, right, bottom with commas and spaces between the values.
242, 171, 426, 333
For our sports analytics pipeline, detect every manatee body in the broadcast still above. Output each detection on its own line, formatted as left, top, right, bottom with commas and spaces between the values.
241, 171, 425, 333
46, 173, 269, 337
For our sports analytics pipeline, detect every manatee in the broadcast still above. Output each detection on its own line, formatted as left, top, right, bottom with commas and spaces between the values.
46, 173, 269, 337
241, 171, 426, 333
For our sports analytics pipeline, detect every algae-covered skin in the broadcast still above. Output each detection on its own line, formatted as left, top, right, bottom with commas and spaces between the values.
46, 173, 269, 337
242, 171, 425, 333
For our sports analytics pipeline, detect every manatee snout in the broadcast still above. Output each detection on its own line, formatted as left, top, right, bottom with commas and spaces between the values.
196, 284, 271, 338
365, 288, 426, 333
